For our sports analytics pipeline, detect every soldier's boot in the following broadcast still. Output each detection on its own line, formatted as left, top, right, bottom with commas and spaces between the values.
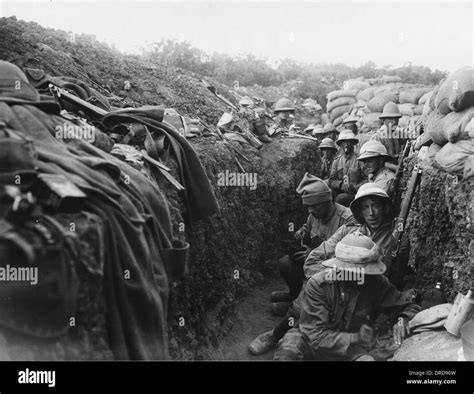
248, 330, 278, 356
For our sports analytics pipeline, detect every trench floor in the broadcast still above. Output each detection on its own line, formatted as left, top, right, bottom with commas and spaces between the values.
204, 277, 464, 362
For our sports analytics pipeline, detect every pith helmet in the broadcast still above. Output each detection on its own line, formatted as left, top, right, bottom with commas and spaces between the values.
342, 115, 358, 125
349, 183, 396, 224
274, 98, 295, 113
379, 101, 402, 119
323, 122, 338, 133
239, 96, 254, 107
319, 138, 337, 151
357, 140, 389, 160
322, 231, 386, 275
336, 129, 359, 145
0, 61, 60, 114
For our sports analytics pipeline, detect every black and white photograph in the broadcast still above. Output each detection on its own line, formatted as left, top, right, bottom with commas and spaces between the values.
0, 0, 472, 392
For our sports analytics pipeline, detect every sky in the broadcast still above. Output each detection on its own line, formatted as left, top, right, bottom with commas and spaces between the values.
1, 0, 472, 72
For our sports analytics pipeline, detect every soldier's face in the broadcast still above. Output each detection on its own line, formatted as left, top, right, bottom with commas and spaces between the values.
360, 197, 385, 229
362, 157, 384, 174
308, 201, 333, 219
340, 141, 355, 154
321, 149, 335, 160
277, 111, 292, 121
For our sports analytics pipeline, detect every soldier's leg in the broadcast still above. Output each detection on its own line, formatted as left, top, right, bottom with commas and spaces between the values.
273, 328, 314, 361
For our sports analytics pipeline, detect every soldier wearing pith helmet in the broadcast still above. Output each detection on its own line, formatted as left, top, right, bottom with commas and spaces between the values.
357, 140, 395, 193
328, 130, 367, 207
372, 101, 406, 159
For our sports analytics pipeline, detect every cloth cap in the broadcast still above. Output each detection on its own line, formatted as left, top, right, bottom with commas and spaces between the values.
322, 231, 386, 275
342, 115, 358, 124
296, 172, 332, 205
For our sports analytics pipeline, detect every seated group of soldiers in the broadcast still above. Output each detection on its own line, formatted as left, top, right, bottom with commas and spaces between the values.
248, 103, 419, 361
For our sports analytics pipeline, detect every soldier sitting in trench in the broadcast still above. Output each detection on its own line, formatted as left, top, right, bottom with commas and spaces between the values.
273, 232, 421, 361
260, 183, 411, 358
248, 173, 355, 356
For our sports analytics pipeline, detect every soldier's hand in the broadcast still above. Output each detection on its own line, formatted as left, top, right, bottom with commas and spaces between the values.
358, 324, 376, 346
294, 229, 305, 241
393, 317, 410, 346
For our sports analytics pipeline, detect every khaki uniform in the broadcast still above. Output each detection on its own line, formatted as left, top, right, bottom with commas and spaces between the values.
298, 203, 356, 248
274, 271, 420, 361
304, 222, 399, 279
368, 166, 395, 193
371, 125, 407, 159
320, 157, 335, 179
328, 153, 366, 195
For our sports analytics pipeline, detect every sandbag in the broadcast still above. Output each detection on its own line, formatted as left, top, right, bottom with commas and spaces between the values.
344, 79, 370, 91
362, 112, 383, 130
329, 104, 350, 122
422, 99, 432, 118
356, 87, 376, 102
333, 116, 344, 127
368, 91, 399, 112
374, 84, 396, 96
399, 103, 415, 116
435, 67, 474, 115
418, 91, 433, 105
429, 85, 440, 110
413, 104, 423, 116
425, 107, 474, 145
327, 89, 358, 102
327, 97, 356, 113
399, 88, 432, 104
434, 140, 474, 174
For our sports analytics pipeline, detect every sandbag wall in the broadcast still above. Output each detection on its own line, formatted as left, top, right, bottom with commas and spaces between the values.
325, 77, 432, 132
404, 66, 473, 301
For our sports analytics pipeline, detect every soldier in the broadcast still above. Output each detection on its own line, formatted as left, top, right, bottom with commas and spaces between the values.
238, 96, 272, 143
312, 124, 326, 143
341, 115, 359, 135
273, 232, 420, 361
322, 122, 339, 142
268, 98, 295, 137
248, 173, 355, 356
328, 130, 367, 206
319, 138, 338, 180
273, 185, 413, 360
357, 140, 395, 193
372, 101, 406, 159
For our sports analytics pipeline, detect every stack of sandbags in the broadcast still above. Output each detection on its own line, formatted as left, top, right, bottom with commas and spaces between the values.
434, 66, 474, 115
421, 67, 474, 175
367, 90, 399, 112
356, 87, 376, 102
326, 89, 358, 126
425, 107, 474, 145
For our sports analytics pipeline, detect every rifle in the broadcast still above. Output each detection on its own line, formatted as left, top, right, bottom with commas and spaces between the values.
385, 164, 422, 272
199, 120, 248, 173
387, 140, 412, 205
49, 83, 186, 191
